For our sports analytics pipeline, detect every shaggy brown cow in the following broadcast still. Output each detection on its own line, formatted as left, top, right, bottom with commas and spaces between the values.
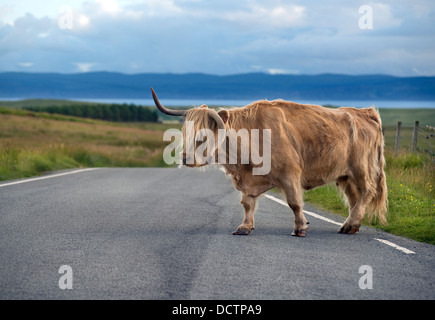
152, 88, 388, 237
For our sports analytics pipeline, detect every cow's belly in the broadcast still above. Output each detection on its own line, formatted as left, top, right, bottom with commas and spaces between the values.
301, 164, 347, 190
302, 178, 326, 190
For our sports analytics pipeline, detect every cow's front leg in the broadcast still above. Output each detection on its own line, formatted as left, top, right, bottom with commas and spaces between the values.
233, 194, 257, 235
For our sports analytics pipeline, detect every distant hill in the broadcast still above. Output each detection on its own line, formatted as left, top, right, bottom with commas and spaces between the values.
0, 72, 434, 101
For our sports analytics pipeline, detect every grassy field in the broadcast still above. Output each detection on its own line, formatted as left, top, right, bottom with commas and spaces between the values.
0, 99, 100, 108
377, 108, 435, 127
0, 107, 180, 181
0, 101, 434, 244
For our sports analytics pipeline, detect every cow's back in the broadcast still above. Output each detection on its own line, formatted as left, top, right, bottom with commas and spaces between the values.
249, 101, 376, 187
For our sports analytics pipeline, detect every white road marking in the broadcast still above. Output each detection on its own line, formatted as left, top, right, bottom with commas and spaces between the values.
374, 238, 416, 254
265, 193, 416, 254
264, 194, 343, 226
0, 168, 98, 188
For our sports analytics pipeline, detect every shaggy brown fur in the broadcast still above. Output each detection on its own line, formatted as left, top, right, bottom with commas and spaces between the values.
181, 99, 388, 236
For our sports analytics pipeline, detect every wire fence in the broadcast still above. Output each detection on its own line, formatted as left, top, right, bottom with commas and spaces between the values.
383, 121, 435, 160
417, 125, 435, 157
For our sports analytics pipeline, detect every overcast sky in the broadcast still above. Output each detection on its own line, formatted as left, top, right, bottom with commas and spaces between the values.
0, 0, 434, 76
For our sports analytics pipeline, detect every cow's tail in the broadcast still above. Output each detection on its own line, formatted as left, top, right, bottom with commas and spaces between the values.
367, 107, 388, 225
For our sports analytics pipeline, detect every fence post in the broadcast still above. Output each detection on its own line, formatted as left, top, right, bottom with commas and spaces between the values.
411, 121, 419, 152
395, 121, 402, 154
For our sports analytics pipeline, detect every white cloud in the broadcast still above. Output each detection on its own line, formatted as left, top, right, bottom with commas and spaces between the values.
371, 3, 402, 30
0, 4, 14, 25
412, 67, 432, 76
223, 4, 306, 28
74, 62, 94, 72
94, 0, 183, 18
78, 14, 90, 27
267, 68, 299, 75
18, 62, 33, 67
96, 0, 120, 14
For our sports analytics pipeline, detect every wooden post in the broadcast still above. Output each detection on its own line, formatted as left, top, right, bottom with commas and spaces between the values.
395, 121, 402, 154
411, 121, 419, 152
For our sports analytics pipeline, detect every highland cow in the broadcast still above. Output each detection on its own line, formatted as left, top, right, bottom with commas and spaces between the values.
152, 88, 387, 237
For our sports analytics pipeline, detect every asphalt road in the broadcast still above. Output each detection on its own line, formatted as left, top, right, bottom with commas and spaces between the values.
0, 167, 434, 300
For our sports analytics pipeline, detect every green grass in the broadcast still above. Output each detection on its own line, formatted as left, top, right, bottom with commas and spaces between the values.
382, 151, 434, 243
0, 99, 100, 108
377, 108, 435, 127
0, 107, 181, 181
0, 105, 98, 123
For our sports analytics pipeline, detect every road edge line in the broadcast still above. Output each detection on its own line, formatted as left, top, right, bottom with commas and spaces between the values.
0, 168, 99, 188
264, 193, 416, 254
374, 238, 416, 254
264, 194, 343, 226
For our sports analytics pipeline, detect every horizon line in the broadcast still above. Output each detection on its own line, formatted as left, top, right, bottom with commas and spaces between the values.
1, 71, 434, 78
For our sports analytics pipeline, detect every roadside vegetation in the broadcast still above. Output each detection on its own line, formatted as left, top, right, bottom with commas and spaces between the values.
0, 106, 180, 181
304, 109, 435, 244
304, 149, 434, 244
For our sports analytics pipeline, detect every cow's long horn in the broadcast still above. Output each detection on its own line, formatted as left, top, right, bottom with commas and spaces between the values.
151, 88, 188, 116
209, 110, 226, 130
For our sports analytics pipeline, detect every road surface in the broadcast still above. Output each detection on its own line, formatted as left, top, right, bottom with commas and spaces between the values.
0, 167, 434, 300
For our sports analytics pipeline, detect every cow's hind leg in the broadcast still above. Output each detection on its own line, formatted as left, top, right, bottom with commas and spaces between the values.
233, 194, 257, 235
337, 179, 367, 234
282, 177, 308, 237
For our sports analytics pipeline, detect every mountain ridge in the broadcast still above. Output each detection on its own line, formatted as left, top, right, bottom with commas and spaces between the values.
1, 72, 434, 100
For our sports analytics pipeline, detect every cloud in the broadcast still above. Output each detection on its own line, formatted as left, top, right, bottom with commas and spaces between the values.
96, 0, 120, 14
267, 68, 300, 75
223, 4, 306, 29
0, 0, 434, 76
17, 62, 33, 67
74, 62, 94, 72
0, 4, 14, 25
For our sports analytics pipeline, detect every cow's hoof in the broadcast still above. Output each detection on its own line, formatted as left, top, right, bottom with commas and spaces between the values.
291, 222, 309, 237
291, 229, 308, 237
232, 227, 253, 235
338, 223, 360, 234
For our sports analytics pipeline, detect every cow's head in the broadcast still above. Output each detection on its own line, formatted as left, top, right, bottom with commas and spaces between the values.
151, 88, 229, 167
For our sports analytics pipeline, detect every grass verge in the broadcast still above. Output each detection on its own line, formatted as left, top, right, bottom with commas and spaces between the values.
0, 107, 180, 181
303, 149, 435, 244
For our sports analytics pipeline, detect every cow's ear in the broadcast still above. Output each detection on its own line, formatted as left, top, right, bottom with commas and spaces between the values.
217, 109, 229, 124
199, 104, 208, 109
